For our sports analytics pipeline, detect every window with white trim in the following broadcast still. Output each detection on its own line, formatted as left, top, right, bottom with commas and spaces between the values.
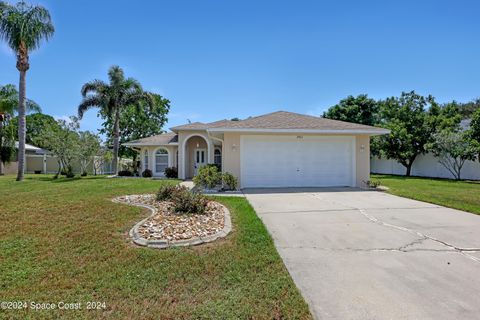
155, 149, 169, 173
214, 148, 222, 169
144, 150, 149, 170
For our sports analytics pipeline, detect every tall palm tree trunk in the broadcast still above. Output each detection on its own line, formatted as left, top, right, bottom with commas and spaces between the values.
112, 108, 120, 174
16, 70, 27, 181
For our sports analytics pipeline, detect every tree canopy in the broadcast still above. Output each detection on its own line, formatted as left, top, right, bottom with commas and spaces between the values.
374, 91, 460, 176
99, 93, 170, 159
323, 94, 379, 126
9, 113, 59, 148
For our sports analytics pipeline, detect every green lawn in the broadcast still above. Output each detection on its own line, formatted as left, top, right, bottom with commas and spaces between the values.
0, 175, 311, 320
372, 174, 480, 215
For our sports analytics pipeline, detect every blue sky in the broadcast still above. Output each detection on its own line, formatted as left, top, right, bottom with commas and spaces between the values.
1, 0, 479, 135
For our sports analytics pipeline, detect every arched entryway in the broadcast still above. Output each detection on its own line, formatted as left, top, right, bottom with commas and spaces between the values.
181, 134, 212, 179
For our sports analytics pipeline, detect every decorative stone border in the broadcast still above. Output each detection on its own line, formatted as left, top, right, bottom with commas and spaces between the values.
112, 195, 232, 249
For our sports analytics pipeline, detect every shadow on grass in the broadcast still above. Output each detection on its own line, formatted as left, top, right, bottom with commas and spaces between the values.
24, 175, 107, 183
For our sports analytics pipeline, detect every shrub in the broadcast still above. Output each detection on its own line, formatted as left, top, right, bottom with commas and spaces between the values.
193, 165, 221, 189
222, 172, 238, 190
81, 171, 87, 177
118, 170, 133, 177
156, 185, 208, 214
142, 169, 153, 178
364, 179, 381, 188
172, 190, 209, 215
164, 167, 178, 178
156, 185, 189, 201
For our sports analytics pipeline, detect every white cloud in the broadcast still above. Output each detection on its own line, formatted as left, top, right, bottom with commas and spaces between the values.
53, 115, 74, 124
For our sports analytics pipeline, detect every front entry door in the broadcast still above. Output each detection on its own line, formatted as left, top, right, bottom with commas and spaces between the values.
194, 149, 206, 176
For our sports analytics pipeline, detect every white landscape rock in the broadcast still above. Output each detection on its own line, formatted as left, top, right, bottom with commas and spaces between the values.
112, 194, 232, 248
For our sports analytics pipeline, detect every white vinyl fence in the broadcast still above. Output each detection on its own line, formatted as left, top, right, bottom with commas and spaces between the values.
371, 153, 480, 180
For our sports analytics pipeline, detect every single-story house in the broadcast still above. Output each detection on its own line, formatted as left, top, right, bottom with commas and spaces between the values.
123, 111, 389, 188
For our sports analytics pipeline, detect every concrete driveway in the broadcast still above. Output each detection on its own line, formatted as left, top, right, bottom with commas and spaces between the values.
243, 188, 480, 320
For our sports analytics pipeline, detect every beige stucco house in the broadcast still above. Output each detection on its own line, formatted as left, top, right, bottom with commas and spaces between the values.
123, 111, 389, 188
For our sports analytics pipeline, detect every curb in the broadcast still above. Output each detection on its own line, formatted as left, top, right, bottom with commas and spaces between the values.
112, 195, 232, 249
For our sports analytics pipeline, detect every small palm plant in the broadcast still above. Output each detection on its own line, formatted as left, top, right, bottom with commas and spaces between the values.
0, 1, 54, 181
78, 66, 153, 174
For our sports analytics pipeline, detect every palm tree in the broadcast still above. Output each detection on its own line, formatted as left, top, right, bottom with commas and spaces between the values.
0, 83, 41, 174
0, 1, 54, 181
78, 66, 153, 174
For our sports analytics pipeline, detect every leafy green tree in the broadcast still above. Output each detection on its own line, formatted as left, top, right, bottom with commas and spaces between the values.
0, 1, 54, 181
9, 113, 59, 148
468, 108, 480, 161
78, 131, 101, 176
323, 94, 380, 126
36, 117, 80, 178
427, 130, 479, 180
78, 66, 153, 174
99, 93, 170, 161
456, 98, 480, 119
375, 91, 460, 176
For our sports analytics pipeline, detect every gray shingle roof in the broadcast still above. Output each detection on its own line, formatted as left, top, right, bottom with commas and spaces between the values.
171, 111, 387, 133
123, 132, 178, 146
209, 111, 387, 132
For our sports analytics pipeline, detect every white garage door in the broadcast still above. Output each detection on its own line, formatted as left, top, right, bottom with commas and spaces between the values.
241, 135, 355, 188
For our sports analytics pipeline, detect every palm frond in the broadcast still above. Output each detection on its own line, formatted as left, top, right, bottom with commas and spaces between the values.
0, 1, 54, 52
78, 95, 104, 119
81, 79, 108, 97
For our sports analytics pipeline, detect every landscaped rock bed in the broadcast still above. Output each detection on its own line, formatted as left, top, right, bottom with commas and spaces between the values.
113, 194, 231, 248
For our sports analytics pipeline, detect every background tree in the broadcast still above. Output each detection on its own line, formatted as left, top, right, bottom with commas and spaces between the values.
375, 91, 459, 176
93, 148, 113, 175
0, 115, 15, 175
78, 131, 101, 176
0, 1, 54, 181
99, 93, 170, 164
9, 113, 59, 148
468, 108, 480, 161
0, 83, 41, 174
427, 130, 479, 180
323, 94, 380, 126
455, 98, 480, 119
35, 117, 80, 178
78, 65, 153, 174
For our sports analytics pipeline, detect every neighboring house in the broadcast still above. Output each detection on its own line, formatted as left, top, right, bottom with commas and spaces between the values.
371, 119, 480, 180
123, 111, 389, 188
2, 142, 115, 175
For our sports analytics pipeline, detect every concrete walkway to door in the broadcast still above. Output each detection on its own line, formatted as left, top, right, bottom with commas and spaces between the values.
243, 188, 480, 320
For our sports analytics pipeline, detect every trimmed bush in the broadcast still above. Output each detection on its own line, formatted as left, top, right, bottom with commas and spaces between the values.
142, 169, 153, 178
164, 167, 178, 178
118, 170, 133, 177
222, 172, 238, 190
193, 165, 221, 189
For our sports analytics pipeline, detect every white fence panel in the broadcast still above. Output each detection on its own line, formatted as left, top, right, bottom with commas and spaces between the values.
371, 153, 480, 180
